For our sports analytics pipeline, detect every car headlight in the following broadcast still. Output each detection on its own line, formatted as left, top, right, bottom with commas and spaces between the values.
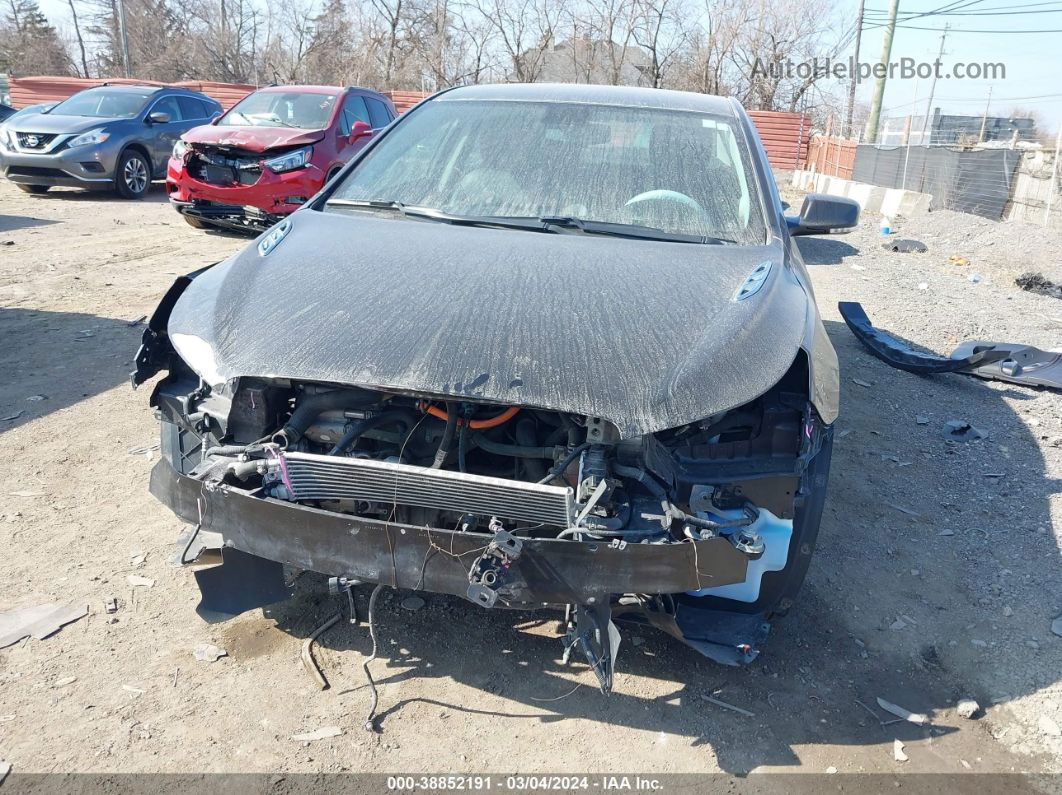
0, 126, 11, 150
263, 146, 311, 174
172, 139, 187, 159
169, 333, 225, 387
68, 128, 110, 148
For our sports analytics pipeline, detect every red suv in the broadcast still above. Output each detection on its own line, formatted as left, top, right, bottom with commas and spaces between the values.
167, 85, 396, 232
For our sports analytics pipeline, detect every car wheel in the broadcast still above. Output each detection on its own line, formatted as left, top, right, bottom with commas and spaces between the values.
182, 214, 209, 229
116, 150, 150, 199
17, 184, 49, 194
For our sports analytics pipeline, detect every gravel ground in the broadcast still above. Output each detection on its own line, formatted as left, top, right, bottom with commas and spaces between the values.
0, 179, 1059, 781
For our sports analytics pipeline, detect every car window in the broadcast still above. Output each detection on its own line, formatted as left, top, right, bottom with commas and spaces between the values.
151, 95, 182, 121
177, 96, 208, 120
342, 96, 371, 134
365, 98, 391, 129
218, 91, 336, 130
49, 89, 152, 119
331, 99, 767, 245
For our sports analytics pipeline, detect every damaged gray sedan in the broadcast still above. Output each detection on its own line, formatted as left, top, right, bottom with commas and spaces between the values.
133, 84, 858, 691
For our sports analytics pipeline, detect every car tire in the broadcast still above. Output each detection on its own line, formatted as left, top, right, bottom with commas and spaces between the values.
115, 149, 151, 199
182, 214, 209, 229
17, 184, 49, 194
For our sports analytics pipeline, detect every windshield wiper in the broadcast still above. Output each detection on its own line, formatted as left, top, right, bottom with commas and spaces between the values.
322, 203, 732, 243
324, 200, 559, 232
539, 216, 735, 244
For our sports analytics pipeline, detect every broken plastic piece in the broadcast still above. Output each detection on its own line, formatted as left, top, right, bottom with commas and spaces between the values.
0, 604, 88, 649
950, 341, 1062, 391
563, 602, 621, 694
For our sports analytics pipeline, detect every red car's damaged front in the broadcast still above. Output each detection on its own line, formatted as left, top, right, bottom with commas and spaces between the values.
166, 85, 394, 232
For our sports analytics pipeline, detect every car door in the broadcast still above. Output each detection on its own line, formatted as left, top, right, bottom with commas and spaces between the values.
144, 94, 185, 175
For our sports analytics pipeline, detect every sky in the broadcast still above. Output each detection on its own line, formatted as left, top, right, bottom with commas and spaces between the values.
842, 0, 1062, 134
32, 0, 1062, 135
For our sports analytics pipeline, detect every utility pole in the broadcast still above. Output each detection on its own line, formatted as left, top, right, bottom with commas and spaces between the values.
863, 0, 900, 144
919, 22, 948, 146
978, 85, 993, 142
845, 0, 865, 139
116, 0, 132, 78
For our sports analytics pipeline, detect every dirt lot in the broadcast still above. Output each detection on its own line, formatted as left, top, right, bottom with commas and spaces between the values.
0, 178, 1060, 781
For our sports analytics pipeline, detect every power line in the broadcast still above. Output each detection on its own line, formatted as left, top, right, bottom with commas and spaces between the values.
866, 0, 1062, 12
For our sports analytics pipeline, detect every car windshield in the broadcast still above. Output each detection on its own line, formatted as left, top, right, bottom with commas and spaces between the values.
218, 91, 336, 130
329, 99, 767, 244
50, 89, 152, 118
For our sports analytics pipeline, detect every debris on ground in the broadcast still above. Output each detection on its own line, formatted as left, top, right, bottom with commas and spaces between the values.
291, 726, 343, 742
883, 239, 927, 253
950, 342, 1062, 391
301, 613, 340, 690
893, 739, 909, 762
949, 255, 970, 267
1016, 271, 1062, 299
944, 420, 985, 442
957, 699, 980, 719
400, 596, 426, 611
915, 415, 930, 425
0, 760, 10, 785
126, 575, 154, 588
192, 644, 228, 662
104, 598, 119, 614
701, 694, 755, 717
1040, 716, 1062, 737
876, 696, 928, 725
54, 676, 76, 687
0, 603, 88, 649
1052, 616, 1062, 637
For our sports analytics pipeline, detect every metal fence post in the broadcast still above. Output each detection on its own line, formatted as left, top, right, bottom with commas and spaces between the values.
1045, 124, 1062, 227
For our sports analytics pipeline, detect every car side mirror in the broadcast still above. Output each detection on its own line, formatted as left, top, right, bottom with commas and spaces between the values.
147, 111, 171, 125
349, 121, 372, 142
786, 194, 860, 236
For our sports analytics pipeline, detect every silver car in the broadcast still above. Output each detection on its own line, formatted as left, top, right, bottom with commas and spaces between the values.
0, 85, 221, 199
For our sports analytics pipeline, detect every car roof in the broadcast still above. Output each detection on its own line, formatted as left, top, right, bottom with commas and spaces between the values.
435, 83, 736, 116
257, 85, 346, 95
254, 84, 387, 99
81, 84, 212, 97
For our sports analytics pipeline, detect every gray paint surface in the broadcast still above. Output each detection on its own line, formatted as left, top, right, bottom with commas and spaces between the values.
170, 209, 820, 438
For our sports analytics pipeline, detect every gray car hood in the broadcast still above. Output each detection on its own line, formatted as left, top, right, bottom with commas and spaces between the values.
169, 209, 817, 438
7, 113, 115, 135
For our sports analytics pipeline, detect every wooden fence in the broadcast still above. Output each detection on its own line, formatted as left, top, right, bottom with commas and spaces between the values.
804, 134, 858, 179
747, 110, 810, 170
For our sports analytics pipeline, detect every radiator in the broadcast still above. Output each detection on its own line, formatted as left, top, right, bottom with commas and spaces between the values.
273, 451, 576, 527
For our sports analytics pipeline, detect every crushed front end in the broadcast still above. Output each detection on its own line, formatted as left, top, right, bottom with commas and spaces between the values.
167, 142, 321, 231
135, 289, 833, 691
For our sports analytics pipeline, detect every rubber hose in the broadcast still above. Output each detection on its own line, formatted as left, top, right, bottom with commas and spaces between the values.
611, 463, 668, 499
471, 432, 558, 459
329, 409, 417, 456
431, 402, 457, 468
537, 442, 592, 485
276, 389, 376, 446
514, 418, 547, 481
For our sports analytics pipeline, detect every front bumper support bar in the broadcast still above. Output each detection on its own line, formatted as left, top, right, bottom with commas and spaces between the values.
150, 459, 750, 607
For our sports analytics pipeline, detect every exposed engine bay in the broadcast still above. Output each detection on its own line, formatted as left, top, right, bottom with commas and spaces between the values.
145, 347, 831, 691
184, 144, 264, 186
